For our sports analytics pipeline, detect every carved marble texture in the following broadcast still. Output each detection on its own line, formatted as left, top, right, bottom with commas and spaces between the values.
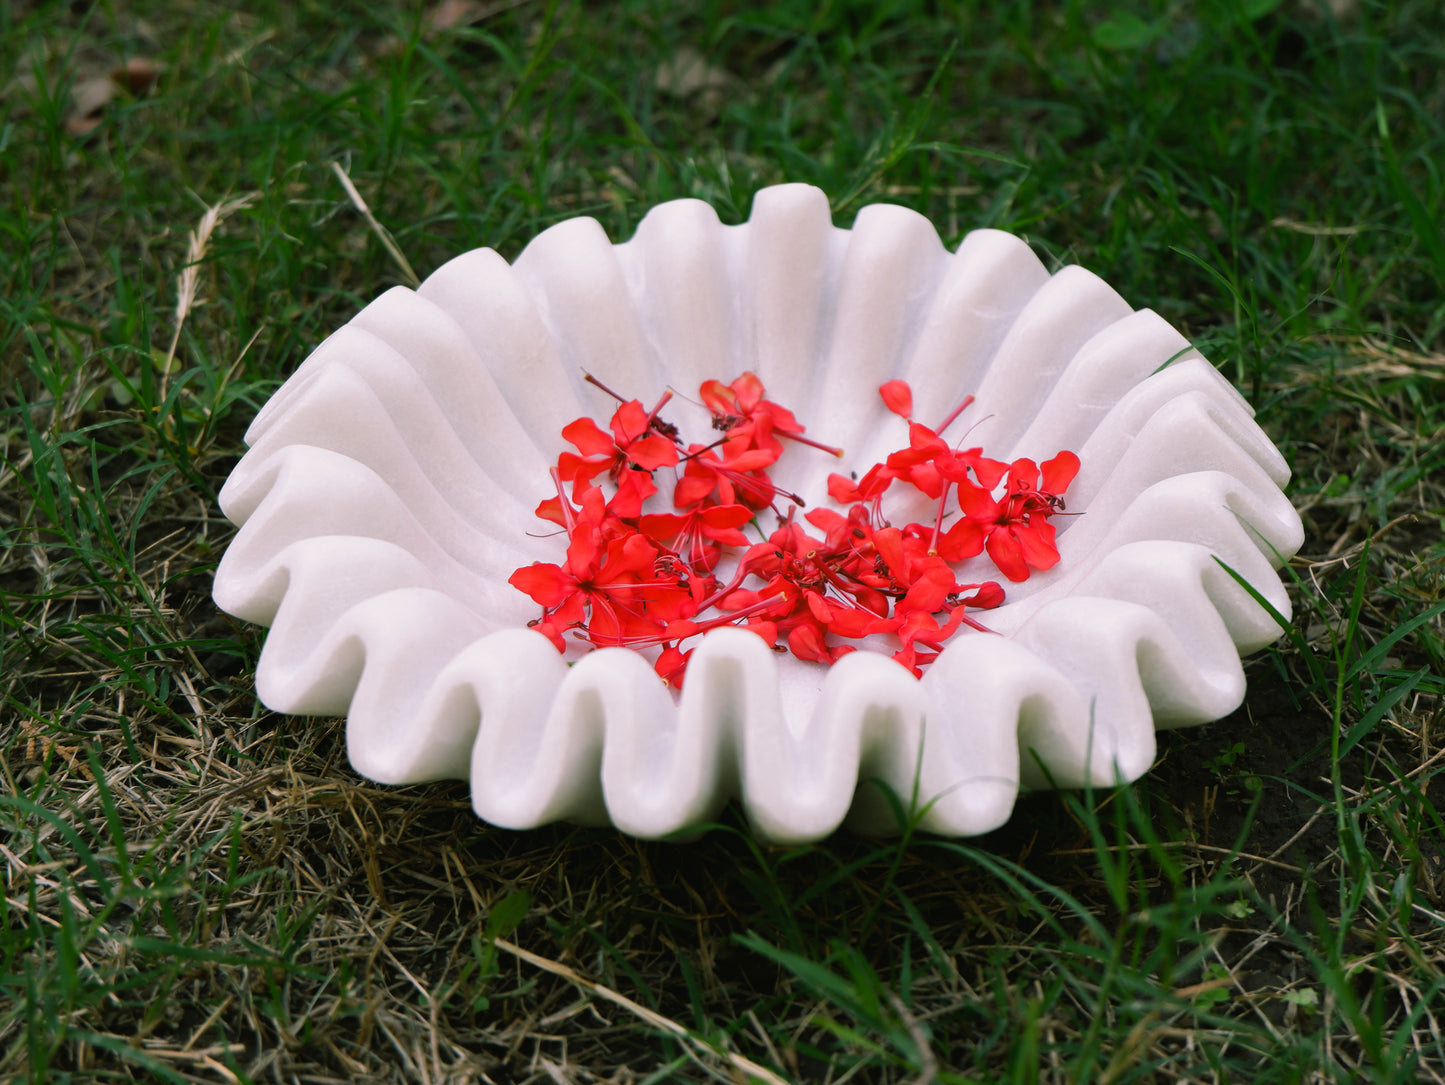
213, 183, 1304, 842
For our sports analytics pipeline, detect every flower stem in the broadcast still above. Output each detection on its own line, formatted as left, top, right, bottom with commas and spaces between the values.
779, 430, 845, 458
582, 371, 627, 403
934, 394, 975, 436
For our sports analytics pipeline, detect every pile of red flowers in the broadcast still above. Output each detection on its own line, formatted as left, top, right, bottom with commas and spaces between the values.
508, 372, 1079, 686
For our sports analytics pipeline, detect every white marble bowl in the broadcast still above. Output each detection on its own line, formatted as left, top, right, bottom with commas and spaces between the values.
213, 183, 1304, 842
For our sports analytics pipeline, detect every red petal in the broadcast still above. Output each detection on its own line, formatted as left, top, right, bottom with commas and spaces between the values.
786, 623, 832, 663
644, 582, 699, 621
827, 606, 898, 639
655, 645, 692, 687
743, 619, 779, 647
699, 378, 734, 416
663, 618, 700, 640
954, 480, 1000, 521
907, 422, 949, 455
698, 503, 754, 529
1006, 457, 1040, 492
966, 451, 1009, 490
607, 531, 659, 577
583, 603, 625, 646
627, 433, 680, 470
804, 506, 847, 536
1014, 520, 1061, 571
1041, 450, 1081, 494
850, 584, 891, 618
532, 618, 568, 653
900, 561, 954, 614
756, 399, 803, 434
565, 527, 600, 575
937, 519, 986, 562
608, 400, 651, 444
556, 451, 606, 485
905, 462, 944, 500
891, 648, 922, 678
561, 416, 615, 456
718, 447, 779, 472
575, 484, 608, 520
967, 581, 1007, 609
674, 472, 717, 508
873, 526, 909, 583
554, 593, 586, 623
606, 472, 657, 519
986, 530, 1030, 582
730, 372, 766, 412
826, 474, 861, 504
637, 512, 685, 540
805, 591, 833, 624
701, 525, 750, 548
508, 563, 573, 606
896, 608, 940, 646
879, 379, 913, 419
929, 604, 972, 644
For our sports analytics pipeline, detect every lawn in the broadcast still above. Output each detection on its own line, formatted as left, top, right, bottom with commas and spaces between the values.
3, 0, 1443, 1081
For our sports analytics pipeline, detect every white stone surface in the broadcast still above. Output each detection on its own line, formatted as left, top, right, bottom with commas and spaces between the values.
213, 183, 1304, 842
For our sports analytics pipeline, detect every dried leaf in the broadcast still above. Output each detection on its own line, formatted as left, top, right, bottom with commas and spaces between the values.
66, 74, 117, 135
427, 0, 489, 31
111, 56, 162, 96
655, 46, 737, 99
64, 56, 162, 137
64, 114, 105, 138
375, 0, 517, 55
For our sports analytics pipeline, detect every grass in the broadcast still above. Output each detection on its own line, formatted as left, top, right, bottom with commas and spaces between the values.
2, 0, 1443, 1080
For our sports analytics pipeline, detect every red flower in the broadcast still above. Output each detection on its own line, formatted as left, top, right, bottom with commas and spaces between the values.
700, 372, 804, 452
674, 437, 785, 511
654, 644, 693, 688
509, 483, 698, 652
508, 530, 649, 649
826, 462, 894, 506
885, 425, 1008, 500
701, 371, 843, 459
557, 399, 680, 518
638, 502, 753, 571
510, 371, 1082, 685
966, 451, 1080, 582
